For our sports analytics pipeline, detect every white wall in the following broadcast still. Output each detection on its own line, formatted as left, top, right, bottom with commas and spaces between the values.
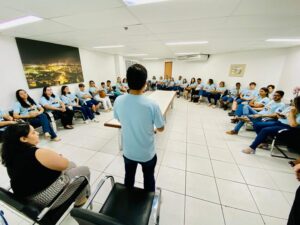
143, 48, 288, 90
0, 35, 116, 110
277, 46, 300, 100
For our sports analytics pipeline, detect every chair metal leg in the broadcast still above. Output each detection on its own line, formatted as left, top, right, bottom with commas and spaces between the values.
148, 187, 162, 225
270, 138, 297, 160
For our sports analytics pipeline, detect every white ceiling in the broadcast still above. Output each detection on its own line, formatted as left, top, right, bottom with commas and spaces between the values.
1, 0, 300, 59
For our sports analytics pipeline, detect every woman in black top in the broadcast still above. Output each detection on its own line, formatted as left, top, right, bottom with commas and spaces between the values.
1, 123, 90, 207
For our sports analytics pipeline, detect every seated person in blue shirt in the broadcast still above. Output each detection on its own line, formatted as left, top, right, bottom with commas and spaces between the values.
173, 75, 183, 92
229, 82, 258, 116
77, 83, 101, 115
243, 96, 300, 154
114, 64, 165, 192
190, 78, 203, 102
226, 90, 285, 135
184, 77, 197, 100
13, 89, 60, 141
166, 77, 176, 90
61, 86, 98, 123
40, 86, 74, 129
199, 78, 216, 102
233, 87, 270, 118
106, 80, 117, 101
156, 76, 164, 90
0, 110, 16, 138
207, 81, 227, 107
116, 76, 127, 94
122, 78, 129, 91
177, 78, 188, 98
220, 82, 241, 110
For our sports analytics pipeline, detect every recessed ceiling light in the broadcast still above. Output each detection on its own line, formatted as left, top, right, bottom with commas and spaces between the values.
175, 52, 200, 55
94, 45, 124, 49
166, 41, 208, 46
143, 57, 159, 60
126, 53, 148, 57
266, 39, 300, 42
0, 16, 43, 31
123, 0, 169, 6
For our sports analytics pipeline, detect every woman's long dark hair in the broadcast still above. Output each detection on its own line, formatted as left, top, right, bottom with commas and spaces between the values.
190, 77, 196, 84
16, 89, 37, 108
1, 123, 32, 167
42, 86, 55, 100
260, 87, 269, 97
61, 86, 69, 96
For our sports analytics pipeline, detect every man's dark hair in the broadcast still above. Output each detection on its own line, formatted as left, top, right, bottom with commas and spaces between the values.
79, 83, 85, 88
275, 90, 284, 97
267, 84, 275, 89
236, 82, 241, 86
197, 78, 201, 81
249, 82, 256, 86
101, 82, 105, 85
126, 64, 147, 90
107, 80, 111, 83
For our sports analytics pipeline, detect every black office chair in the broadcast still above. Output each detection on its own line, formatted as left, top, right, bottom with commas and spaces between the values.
0, 176, 89, 225
71, 176, 161, 225
268, 128, 300, 159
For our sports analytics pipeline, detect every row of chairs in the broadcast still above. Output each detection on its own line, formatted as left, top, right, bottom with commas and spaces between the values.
0, 176, 161, 225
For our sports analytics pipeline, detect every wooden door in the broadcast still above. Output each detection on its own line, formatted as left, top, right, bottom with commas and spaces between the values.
164, 61, 172, 79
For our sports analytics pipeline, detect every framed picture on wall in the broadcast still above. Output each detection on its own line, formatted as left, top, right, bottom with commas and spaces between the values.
229, 64, 246, 77
16, 38, 84, 89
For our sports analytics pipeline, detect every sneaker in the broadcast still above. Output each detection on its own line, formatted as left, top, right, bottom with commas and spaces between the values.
44, 132, 51, 139
208, 103, 213, 106
226, 130, 238, 135
92, 119, 100, 123
51, 137, 61, 142
95, 111, 100, 115
242, 147, 255, 154
83, 120, 89, 124
212, 105, 217, 108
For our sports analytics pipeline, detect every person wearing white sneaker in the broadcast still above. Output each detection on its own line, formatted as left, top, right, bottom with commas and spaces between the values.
243, 96, 300, 154
61, 86, 96, 123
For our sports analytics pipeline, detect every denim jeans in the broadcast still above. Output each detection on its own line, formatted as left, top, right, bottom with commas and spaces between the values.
249, 122, 290, 150
73, 106, 94, 120
207, 93, 221, 105
242, 105, 258, 115
123, 155, 157, 192
222, 96, 234, 103
29, 113, 57, 138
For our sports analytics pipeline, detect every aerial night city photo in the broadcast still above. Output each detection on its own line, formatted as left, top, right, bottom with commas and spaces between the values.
16, 38, 84, 89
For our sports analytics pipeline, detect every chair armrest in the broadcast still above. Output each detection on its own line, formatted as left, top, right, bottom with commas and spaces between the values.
71, 208, 125, 225
84, 176, 115, 209
37, 175, 89, 221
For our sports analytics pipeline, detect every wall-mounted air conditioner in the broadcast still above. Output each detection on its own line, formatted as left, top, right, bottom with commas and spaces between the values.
177, 54, 209, 62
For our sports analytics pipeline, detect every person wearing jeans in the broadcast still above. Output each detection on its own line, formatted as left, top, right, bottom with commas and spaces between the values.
61, 86, 98, 123
124, 155, 157, 191
226, 90, 285, 135
114, 64, 165, 192
243, 96, 300, 154
13, 89, 60, 141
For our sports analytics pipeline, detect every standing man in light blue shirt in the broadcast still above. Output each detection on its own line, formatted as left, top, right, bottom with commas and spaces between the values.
114, 64, 165, 192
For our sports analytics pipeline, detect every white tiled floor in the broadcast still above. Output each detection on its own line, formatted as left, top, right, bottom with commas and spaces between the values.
0, 97, 298, 225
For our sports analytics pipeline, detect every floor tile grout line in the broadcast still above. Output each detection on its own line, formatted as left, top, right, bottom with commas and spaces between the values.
225, 132, 266, 223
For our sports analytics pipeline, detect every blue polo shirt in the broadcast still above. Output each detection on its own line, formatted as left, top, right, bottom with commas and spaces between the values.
13, 101, 40, 116
40, 96, 61, 112
61, 94, 77, 106
114, 94, 165, 162
278, 107, 300, 126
